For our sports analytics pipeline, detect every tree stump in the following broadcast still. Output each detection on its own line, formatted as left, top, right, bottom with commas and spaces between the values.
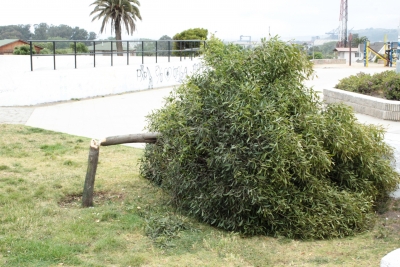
82, 133, 160, 207
82, 139, 100, 207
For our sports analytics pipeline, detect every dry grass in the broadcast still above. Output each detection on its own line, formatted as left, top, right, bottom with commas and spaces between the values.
0, 124, 399, 266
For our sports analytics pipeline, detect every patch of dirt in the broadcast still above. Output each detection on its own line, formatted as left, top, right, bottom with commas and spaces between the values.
58, 191, 126, 208
377, 198, 400, 233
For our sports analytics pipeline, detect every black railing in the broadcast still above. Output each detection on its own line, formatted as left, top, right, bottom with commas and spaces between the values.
28, 39, 206, 71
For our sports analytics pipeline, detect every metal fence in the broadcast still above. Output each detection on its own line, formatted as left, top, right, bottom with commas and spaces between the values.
28, 39, 206, 71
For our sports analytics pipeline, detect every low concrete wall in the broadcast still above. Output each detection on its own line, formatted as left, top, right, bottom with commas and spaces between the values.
313, 59, 346, 64
324, 88, 400, 121
0, 55, 203, 106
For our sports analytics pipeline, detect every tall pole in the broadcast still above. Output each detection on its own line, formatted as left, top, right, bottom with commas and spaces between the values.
339, 0, 348, 47
349, 33, 352, 66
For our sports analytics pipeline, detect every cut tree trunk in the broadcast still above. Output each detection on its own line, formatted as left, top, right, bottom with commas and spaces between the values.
82, 132, 160, 207
82, 139, 100, 207
100, 133, 159, 146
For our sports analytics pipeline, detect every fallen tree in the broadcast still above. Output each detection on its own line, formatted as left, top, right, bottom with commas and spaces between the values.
140, 36, 400, 239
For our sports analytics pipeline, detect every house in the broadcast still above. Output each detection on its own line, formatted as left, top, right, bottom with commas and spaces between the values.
87, 42, 136, 56
0, 39, 43, 55
333, 47, 360, 63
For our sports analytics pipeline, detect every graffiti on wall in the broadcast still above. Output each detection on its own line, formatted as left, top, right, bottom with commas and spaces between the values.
136, 65, 153, 89
136, 61, 203, 89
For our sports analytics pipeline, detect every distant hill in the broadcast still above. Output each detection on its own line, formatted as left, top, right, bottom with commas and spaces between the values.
351, 28, 399, 42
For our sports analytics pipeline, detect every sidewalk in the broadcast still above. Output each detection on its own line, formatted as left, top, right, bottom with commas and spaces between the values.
25, 87, 172, 143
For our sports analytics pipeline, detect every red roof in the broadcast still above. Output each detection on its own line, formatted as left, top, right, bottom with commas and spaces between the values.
333, 47, 358, 52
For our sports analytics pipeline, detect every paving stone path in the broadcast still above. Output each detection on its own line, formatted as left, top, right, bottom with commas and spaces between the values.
0, 107, 34, 124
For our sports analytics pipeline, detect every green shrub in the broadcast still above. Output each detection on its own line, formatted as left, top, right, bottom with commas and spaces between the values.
69, 42, 89, 53
314, 52, 323, 59
384, 74, 400, 100
335, 72, 375, 94
141, 37, 399, 239
336, 70, 400, 100
13, 45, 35, 55
372, 70, 397, 85
39, 48, 52, 54
55, 48, 72, 54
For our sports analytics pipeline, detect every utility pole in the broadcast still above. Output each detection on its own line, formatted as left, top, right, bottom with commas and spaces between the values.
339, 0, 348, 47
349, 33, 352, 66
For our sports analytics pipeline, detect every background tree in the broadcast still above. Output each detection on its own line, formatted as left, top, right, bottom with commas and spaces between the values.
318, 41, 337, 58
0, 24, 31, 40
90, 0, 142, 56
307, 45, 321, 59
46, 37, 70, 49
0, 29, 23, 40
158, 35, 172, 56
173, 28, 208, 56
47, 24, 97, 44
71, 27, 89, 40
87, 32, 98, 45
33, 23, 49, 40
351, 34, 369, 47
135, 38, 156, 56
48, 24, 73, 39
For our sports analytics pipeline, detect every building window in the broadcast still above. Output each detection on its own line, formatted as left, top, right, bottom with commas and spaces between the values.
355, 52, 360, 57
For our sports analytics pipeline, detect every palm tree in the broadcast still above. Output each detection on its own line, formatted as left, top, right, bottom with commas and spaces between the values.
90, 0, 142, 56
351, 34, 369, 47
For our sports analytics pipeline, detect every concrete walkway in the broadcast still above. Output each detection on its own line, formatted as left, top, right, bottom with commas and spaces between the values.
25, 87, 171, 145
1, 63, 399, 196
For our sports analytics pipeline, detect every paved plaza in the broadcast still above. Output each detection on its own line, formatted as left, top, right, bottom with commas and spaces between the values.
1, 62, 400, 196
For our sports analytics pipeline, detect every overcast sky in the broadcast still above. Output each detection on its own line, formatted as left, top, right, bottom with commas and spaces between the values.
0, 0, 399, 41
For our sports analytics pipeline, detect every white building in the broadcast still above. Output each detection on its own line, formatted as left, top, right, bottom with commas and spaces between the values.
333, 47, 360, 63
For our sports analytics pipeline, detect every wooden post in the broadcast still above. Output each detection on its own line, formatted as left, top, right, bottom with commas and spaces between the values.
82, 139, 100, 207
82, 132, 160, 207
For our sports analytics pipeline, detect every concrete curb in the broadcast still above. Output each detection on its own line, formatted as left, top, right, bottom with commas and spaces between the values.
323, 88, 400, 121
381, 248, 400, 267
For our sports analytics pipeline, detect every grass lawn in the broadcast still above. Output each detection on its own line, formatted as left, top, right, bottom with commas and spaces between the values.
0, 124, 399, 266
